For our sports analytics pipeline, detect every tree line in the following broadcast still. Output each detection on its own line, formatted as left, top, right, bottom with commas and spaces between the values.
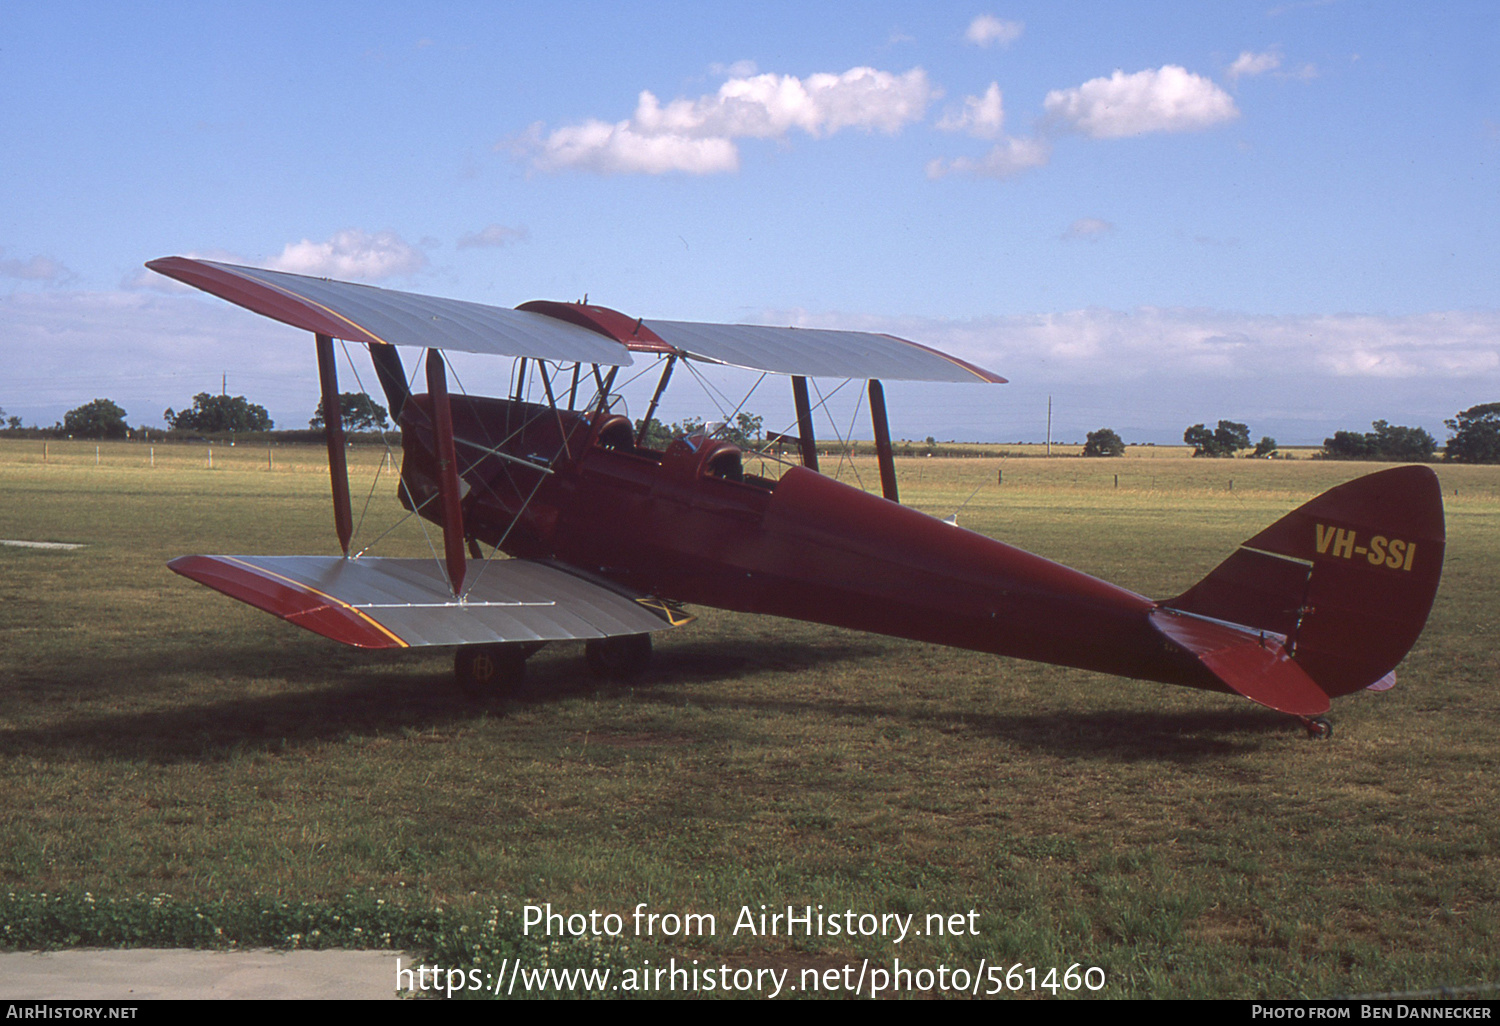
1311, 404, 1500, 462
8, 394, 1500, 465
1079, 401, 1500, 464
0, 392, 390, 439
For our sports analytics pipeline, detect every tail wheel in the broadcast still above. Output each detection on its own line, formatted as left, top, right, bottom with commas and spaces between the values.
1302, 716, 1334, 740
454, 644, 528, 698
584, 633, 652, 679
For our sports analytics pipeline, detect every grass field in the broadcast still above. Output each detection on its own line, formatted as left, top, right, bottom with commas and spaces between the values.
1, 437, 1497, 999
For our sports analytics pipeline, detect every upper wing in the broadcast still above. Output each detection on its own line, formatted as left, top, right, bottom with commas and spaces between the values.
642, 319, 1006, 383
169, 555, 692, 649
149, 255, 1003, 381
512, 299, 1004, 382
146, 257, 633, 366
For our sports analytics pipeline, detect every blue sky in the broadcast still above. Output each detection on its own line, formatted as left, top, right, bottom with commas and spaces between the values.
2, 1, 1497, 444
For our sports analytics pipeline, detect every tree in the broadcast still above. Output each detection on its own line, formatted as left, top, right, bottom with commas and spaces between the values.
1322, 429, 1376, 460
634, 417, 673, 450
721, 412, 763, 448
1184, 420, 1250, 457
310, 392, 389, 431
5, 416, 19, 431
1444, 402, 1500, 464
1369, 420, 1436, 462
165, 393, 273, 433
63, 398, 129, 439
1253, 436, 1278, 458
1082, 427, 1125, 457
633, 414, 764, 451
1322, 420, 1435, 462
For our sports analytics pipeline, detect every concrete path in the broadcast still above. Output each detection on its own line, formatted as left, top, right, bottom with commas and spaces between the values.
0, 949, 416, 1000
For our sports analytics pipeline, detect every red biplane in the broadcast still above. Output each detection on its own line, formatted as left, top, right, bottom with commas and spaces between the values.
147, 257, 1445, 737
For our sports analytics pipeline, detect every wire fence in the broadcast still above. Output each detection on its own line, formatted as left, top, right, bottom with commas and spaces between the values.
5, 438, 1498, 502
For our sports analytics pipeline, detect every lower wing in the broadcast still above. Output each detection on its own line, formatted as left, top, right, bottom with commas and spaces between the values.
168, 555, 693, 649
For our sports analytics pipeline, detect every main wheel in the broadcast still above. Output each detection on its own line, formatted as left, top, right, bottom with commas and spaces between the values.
584, 633, 653, 679
454, 644, 528, 699
1304, 716, 1333, 740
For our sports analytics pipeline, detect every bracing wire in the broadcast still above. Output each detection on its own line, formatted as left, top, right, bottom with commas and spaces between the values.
336, 341, 443, 568
809, 378, 866, 491
335, 340, 398, 551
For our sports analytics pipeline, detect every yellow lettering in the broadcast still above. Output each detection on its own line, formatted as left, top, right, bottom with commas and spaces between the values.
1333, 528, 1356, 560
1368, 536, 1387, 565
1403, 542, 1416, 571
1315, 523, 1337, 554
1384, 538, 1404, 569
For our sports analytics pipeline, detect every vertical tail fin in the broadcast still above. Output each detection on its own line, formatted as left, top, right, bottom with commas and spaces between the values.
1166, 466, 1445, 699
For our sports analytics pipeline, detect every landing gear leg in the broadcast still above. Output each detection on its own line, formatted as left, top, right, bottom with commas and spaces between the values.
454, 643, 533, 699
584, 633, 653, 679
1298, 715, 1333, 740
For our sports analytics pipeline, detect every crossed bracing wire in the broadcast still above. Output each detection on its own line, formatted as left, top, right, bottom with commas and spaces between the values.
336, 342, 608, 600
334, 342, 879, 600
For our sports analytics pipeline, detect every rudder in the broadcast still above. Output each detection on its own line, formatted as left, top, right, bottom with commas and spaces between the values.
1166, 466, 1445, 699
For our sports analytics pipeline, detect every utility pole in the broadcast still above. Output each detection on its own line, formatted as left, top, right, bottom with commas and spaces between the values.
1046, 396, 1052, 458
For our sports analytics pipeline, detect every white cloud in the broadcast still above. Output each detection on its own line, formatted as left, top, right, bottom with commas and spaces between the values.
936, 83, 1005, 138
526, 120, 741, 175
524, 66, 938, 175
1226, 50, 1281, 82
265, 229, 427, 280
927, 136, 1051, 180
767, 306, 1500, 388
710, 59, 758, 79
1044, 66, 1238, 138
965, 15, 1023, 48
456, 224, 530, 249
0, 289, 322, 428
5, 286, 1497, 443
745, 305, 1500, 442
1062, 218, 1115, 241
0, 251, 76, 284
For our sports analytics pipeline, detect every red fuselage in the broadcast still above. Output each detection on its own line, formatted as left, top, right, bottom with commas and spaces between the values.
401, 396, 1222, 694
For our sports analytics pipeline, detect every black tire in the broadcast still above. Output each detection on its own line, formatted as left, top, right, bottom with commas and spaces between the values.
584, 633, 653, 679
454, 644, 527, 699
1305, 716, 1333, 740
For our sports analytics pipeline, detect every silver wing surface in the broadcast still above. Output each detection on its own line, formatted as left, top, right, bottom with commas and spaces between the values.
642, 319, 1005, 383
169, 555, 692, 650
146, 257, 633, 366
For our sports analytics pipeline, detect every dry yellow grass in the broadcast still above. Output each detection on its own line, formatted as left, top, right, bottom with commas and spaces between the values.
1, 437, 1497, 998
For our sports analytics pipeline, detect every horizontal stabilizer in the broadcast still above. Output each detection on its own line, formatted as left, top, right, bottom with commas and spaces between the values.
169, 555, 692, 650
1150, 609, 1330, 716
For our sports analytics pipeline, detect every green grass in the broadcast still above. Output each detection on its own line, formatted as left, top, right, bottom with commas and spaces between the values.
1, 438, 1498, 998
